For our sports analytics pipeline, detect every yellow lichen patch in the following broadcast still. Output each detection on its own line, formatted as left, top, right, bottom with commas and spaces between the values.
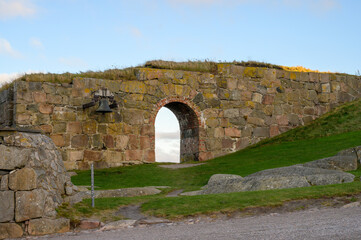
290, 72, 297, 80
107, 123, 123, 135
120, 81, 147, 94
84, 88, 91, 94
203, 93, 216, 100
244, 67, 257, 78
175, 85, 184, 96
245, 101, 255, 108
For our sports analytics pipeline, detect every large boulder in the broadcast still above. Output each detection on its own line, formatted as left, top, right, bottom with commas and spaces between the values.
200, 165, 355, 195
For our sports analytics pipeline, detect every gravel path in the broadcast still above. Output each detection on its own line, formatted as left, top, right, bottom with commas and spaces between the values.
36, 205, 361, 240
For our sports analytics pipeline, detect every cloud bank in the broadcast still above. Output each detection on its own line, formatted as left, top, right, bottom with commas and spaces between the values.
0, 38, 22, 58
0, 0, 37, 20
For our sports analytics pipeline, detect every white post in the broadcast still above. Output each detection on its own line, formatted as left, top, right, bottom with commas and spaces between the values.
91, 163, 95, 208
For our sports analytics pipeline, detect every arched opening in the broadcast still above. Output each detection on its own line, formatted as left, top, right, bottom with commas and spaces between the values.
154, 101, 199, 163
155, 107, 180, 163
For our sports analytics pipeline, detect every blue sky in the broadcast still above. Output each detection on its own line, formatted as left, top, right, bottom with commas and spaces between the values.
0, 0, 360, 82
0, 0, 360, 162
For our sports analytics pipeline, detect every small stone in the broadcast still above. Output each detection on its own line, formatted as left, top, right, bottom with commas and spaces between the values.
78, 219, 101, 230
0, 223, 23, 239
28, 218, 70, 236
65, 186, 73, 196
9, 167, 37, 191
100, 220, 137, 231
342, 202, 360, 208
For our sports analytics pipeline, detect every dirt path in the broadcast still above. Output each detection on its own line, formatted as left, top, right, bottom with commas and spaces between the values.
28, 203, 361, 240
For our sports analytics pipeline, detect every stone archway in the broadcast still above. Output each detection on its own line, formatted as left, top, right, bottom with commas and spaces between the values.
152, 98, 201, 162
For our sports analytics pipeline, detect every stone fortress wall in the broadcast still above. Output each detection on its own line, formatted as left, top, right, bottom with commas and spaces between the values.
1, 63, 360, 170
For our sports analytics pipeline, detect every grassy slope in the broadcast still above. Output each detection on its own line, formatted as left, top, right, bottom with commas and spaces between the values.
72, 99, 361, 191
69, 99, 361, 219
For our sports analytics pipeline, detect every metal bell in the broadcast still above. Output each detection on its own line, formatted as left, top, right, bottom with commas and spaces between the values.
96, 99, 112, 113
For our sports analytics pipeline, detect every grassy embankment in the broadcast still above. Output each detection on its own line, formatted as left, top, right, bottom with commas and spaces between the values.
64, 98, 361, 220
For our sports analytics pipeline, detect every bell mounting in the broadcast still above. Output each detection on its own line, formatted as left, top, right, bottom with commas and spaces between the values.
82, 88, 118, 114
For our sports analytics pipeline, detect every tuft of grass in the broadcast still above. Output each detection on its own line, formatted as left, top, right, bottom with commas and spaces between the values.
141, 182, 361, 218
144, 60, 218, 73
0, 68, 138, 91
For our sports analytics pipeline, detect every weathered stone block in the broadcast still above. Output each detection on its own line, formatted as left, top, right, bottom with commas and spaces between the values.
0, 175, 8, 190
224, 109, 239, 118
40, 124, 52, 133
276, 115, 289, 126
82, 121, 97, 134
253, 127, 270, 137
321, 83, 331, 93
47, 94, 63, 104
0, 145, 30, 170
0, 191, 14, 222
50, 134, 65, 147
125, 150, 142, 161
15, 189, 47, 222
0, 223, 23, 239
247, 117, 264, 126
16, 113, 31, 125
9, 168, 37, 191
269, 125, 280, 137
67, 122, 82, 134
252, 93, 263, 103
103, 135, 115, 148
225, 128, 241, 138
39, 103, 53, 114
68, 150, 83, 162
116, 135, 129, 150
140, 136, 151, 150
84, 150, 103, 162
53, 122, 67, 133
71, 135, 89, 148
33, 92, 46, 103
104, 151, 123, 163
28, 218, 70, 236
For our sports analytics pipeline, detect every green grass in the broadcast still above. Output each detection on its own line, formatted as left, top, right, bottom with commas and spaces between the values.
141, 182, 361, 218
72, 129, 361, 191
68, 98, 361, 219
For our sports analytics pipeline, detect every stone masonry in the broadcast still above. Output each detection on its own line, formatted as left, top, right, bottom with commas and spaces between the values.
1, 63, 361, 170
0, 130, 76, 238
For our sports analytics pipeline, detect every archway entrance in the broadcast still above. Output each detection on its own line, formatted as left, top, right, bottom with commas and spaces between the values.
154, 101, 200, 163
155, 107, 180, 163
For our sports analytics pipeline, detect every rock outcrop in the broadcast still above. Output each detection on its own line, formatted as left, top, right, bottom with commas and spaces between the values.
193, 146, 359, 196
0, 130, 76, 238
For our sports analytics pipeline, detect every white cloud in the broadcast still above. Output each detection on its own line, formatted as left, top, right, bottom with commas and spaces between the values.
0, 70, 41, 86
0, 38, 22, 58
29, 37, 44, 49
59, 57, 88, 68
156, 132, 180, 140
0, 0, 36, 20
0, 73, 21, 85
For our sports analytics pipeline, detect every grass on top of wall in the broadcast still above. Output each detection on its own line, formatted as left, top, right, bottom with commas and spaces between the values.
2, 60, 350, 92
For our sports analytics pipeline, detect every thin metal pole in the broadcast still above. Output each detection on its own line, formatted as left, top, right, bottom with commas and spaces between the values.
91, 163, 95, 208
